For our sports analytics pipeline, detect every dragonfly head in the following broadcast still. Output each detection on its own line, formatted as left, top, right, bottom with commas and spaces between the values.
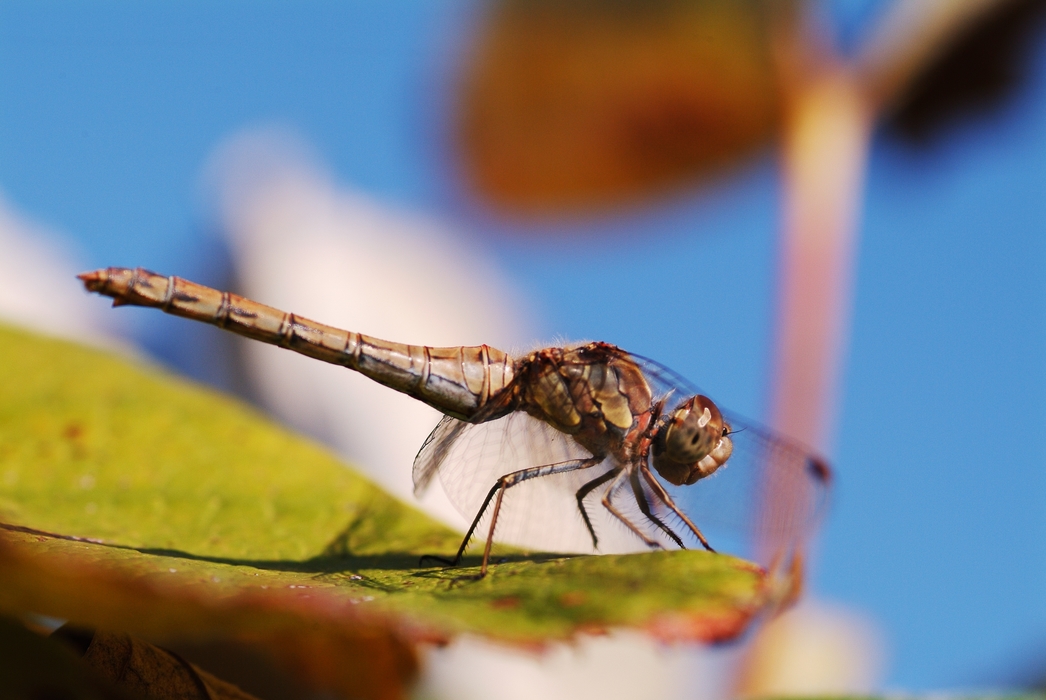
652, 395, 734, 486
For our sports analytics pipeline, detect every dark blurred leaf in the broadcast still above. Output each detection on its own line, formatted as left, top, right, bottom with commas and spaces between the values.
0, 615, 133, 700
157, 636, 334, 700
457, 0, 794, 214
887, 0, 1046, 142
0, 325, 771, 697
54, 627, 259, 700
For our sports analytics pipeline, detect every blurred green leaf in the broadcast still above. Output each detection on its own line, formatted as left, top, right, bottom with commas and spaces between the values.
0, 324, 768, 696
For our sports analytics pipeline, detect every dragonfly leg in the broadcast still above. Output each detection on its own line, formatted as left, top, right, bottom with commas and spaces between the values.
628, 468, 685, 549
421, 456, 604, 576
640, 464, 715, 552
574, 469, 618, 550
417, 479, 504, 570
601, 470, 662, 549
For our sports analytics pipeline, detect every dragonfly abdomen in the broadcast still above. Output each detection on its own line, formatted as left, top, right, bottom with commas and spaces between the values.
79, 267, 515, 420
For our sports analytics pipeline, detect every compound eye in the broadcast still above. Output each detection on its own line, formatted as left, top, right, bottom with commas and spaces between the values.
661, 395, 724, 465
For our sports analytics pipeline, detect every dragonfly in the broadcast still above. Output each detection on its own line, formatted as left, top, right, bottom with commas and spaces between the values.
79, 267, 830, 576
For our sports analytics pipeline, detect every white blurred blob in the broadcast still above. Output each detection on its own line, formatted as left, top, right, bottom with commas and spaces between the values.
417, 633, 733, 700
735, 601, 885, 697
204, 129, 534, 527
0, 192, 120, 347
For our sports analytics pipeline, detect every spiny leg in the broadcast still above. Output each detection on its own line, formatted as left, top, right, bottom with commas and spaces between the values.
601, 470, 662, 549
574, 468, 618, 550
418, 477, 511, 569
628, 467, 685, 549
418, 477, 518, 570
640, 464, 715, 552
421, 456, 603, 576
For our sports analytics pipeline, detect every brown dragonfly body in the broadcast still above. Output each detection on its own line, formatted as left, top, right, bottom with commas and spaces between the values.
80, 267, 828, 575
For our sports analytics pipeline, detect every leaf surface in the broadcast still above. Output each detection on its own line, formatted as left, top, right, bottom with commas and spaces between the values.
0, 325, 768, 696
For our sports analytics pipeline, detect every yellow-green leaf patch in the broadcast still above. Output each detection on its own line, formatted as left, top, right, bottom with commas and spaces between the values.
0, 324, 768, 695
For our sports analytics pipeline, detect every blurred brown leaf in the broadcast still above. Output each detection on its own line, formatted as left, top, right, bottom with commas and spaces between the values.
0, 615, 134, 700
458, 0, 793, 214
55, 627, 260, 700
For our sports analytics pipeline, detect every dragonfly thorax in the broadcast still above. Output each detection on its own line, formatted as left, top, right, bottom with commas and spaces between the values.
517, 342, 653, 460
651, 395, 734, 486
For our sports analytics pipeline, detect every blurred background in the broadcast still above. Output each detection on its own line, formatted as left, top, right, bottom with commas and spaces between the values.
0, 0, 1043, 697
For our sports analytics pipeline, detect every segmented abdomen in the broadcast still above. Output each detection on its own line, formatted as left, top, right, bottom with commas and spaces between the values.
79, 267, 515, 420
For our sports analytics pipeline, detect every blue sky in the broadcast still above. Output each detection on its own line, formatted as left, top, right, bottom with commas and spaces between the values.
1, 1, 1044, 690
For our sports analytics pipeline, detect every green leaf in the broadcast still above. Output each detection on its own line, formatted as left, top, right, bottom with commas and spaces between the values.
0, 324, 768, 696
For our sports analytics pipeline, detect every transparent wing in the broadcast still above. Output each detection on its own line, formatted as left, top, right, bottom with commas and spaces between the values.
413, 411, 651, 555
632, 354, 832, 565
413, 415, 470, 496
412, 351, 831, 564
